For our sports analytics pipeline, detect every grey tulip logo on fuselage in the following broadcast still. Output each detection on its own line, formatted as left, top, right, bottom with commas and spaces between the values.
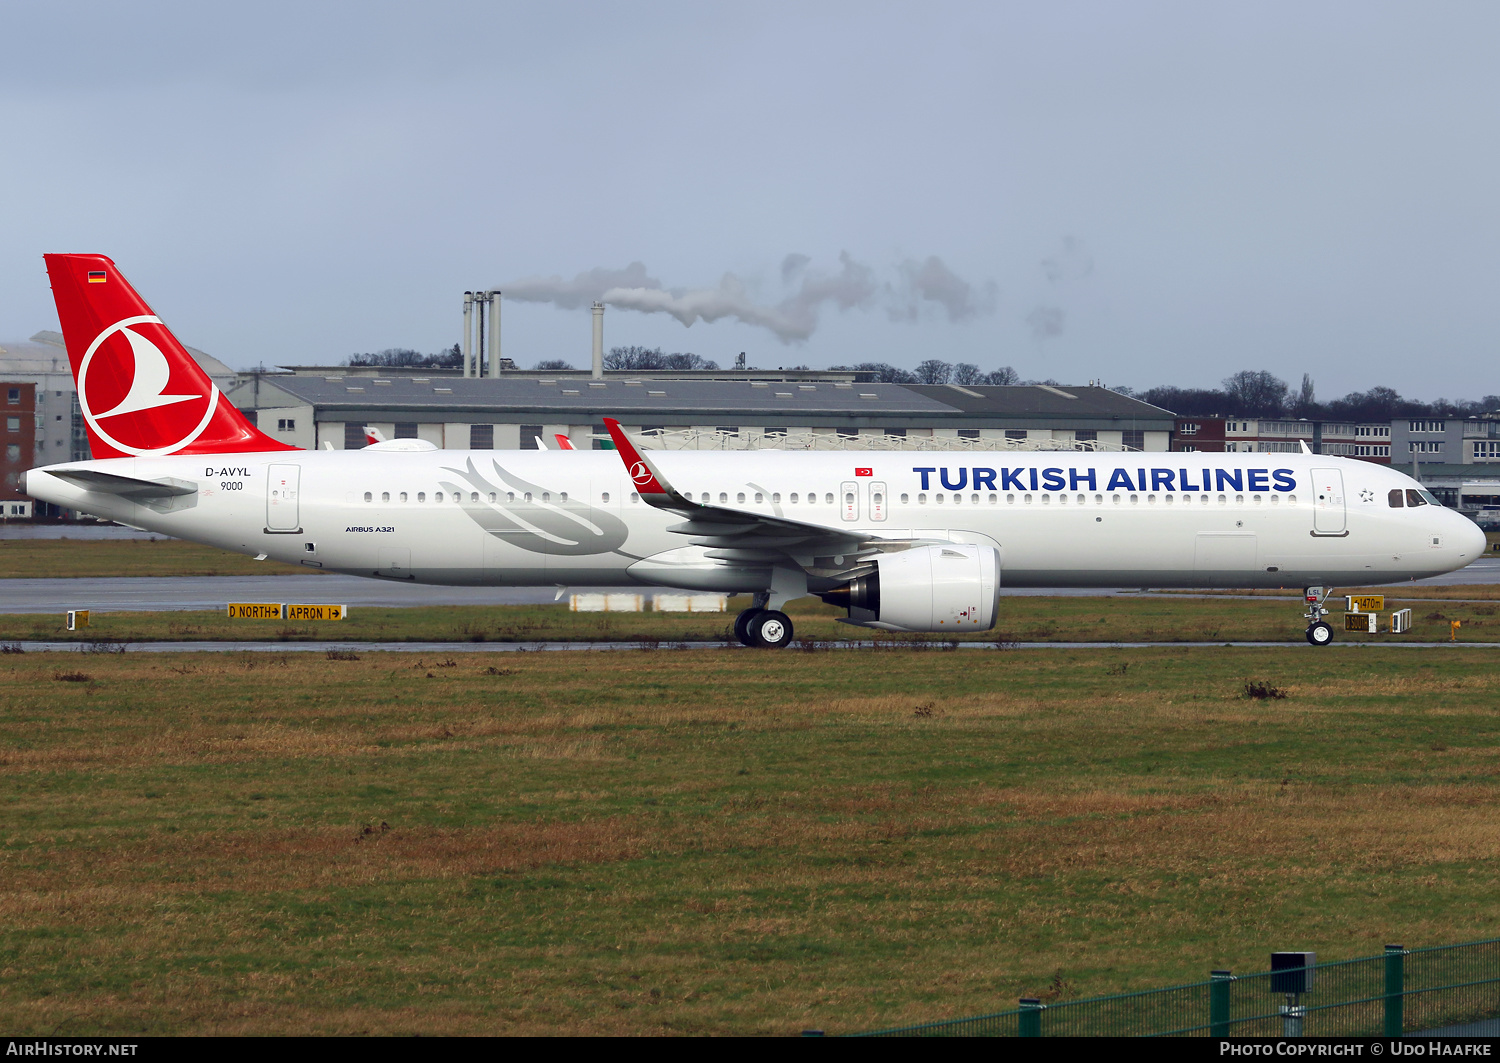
441, 458, 630, 556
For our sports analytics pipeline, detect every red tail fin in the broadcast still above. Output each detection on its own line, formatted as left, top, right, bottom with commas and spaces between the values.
43, 254, 295, 458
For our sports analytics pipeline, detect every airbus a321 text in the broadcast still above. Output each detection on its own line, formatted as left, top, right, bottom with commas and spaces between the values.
25, 254, 1485, 647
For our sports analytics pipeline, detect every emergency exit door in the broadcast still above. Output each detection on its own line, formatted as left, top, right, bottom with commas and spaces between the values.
266, 464, 301, 532
840, 481, 859, 521
1311, 467, 1346, 534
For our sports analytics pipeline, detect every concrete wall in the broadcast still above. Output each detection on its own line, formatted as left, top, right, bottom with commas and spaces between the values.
262, 404, 314, 450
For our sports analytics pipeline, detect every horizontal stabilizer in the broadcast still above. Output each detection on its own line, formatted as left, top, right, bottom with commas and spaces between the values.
47, 468, 197, 499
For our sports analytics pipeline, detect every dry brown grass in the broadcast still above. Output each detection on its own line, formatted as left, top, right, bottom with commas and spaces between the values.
3, 647, 1500, 1034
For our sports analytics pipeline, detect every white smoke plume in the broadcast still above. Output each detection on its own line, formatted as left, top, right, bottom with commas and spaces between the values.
1025, 236, 1093, 342
500, 252, 993, 344
886, 255, 999, 323
1026, 304, 1065, 341
503, 262, 662, 310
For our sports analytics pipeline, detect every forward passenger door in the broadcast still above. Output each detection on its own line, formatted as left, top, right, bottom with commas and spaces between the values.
1311, 468, 1347, 535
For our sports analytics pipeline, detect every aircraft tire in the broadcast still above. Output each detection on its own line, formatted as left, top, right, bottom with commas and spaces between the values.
733, 608, 763, 646
1306, 621, 1333, 646
749, 610, 794, 649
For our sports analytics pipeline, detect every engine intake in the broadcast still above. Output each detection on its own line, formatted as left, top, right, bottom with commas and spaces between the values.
820, 543, 1000, 632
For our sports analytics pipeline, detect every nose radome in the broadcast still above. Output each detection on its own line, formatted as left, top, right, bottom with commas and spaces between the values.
1458, 514, 1487, 558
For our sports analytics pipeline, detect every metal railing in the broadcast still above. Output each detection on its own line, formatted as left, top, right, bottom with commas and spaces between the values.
629, 427, 1136, 453
857, 939, 1500, 1037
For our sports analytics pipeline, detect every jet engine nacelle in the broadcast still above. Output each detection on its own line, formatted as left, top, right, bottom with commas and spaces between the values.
828, 543, 1000, 632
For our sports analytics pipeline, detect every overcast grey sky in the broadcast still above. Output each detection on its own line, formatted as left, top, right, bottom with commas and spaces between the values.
2, 1, 1497, 399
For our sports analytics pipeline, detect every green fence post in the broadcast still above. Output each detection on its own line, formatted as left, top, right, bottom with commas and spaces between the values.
1019, 998, 1043, 1037
1210, 970, 1235, 1037
1385, 945, 1405, 1037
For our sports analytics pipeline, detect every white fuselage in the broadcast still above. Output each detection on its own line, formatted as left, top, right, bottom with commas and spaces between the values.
25, 448, 1484, 591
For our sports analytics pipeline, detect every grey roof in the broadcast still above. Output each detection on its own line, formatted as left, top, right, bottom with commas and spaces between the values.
905, 383, 1174, 421
241, 375, 1177, 428
247, 375, 957, 416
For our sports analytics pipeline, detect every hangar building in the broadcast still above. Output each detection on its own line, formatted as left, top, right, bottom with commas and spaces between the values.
226, 371, 1176, 453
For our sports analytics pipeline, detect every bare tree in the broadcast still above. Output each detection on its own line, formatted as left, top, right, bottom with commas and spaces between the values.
1143, 386, 1230, 416
848, 362, 918, 383
604, 346, 665, 370
347, 345, 462, 368
982, 366, 1019, 385
1292, 373, 1316, 417
1222, 370, 1289, 417
916, 359, 953, 385
951, 362, 982, 385
661, 352, 719, 371
533, 359, 573, 371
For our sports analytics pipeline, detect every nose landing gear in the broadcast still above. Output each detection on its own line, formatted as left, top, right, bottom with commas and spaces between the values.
1304, 586, 1335, 646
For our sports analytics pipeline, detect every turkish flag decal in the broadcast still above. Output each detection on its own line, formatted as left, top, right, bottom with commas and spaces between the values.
855, 467, 873, 477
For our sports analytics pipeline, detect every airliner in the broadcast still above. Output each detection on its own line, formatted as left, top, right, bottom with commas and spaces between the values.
23, 254, 1485, 647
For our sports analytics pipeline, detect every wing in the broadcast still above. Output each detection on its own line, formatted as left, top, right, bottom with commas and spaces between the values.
603, 418, 934, 579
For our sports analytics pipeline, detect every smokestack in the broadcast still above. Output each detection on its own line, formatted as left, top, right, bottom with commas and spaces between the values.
462, 292, 474, 378
591, 301, 604, 380
487, 291, 502, 378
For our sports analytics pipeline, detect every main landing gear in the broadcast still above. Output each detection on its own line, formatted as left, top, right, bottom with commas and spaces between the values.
733, 594, 794, 649
1304, 586, 1334, 646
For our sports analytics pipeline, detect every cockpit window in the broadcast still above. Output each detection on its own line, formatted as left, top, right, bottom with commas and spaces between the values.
1406, 489, 1427, 508
1389, 489, 1404, 508
1418, 488, 1440, 506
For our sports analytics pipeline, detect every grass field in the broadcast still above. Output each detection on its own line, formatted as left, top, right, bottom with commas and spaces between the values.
7, 593, 1500, 645
3, 645, 1500, 1035
0, 537, 314, 579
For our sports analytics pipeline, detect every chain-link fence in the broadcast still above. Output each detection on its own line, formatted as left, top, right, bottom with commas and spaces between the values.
857, 939, 1500, 1037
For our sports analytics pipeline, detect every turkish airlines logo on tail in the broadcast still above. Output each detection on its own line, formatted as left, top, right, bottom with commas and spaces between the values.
78, 315, 221, 456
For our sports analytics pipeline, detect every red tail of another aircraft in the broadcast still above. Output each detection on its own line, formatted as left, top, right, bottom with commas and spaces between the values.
43, 254, 296, 458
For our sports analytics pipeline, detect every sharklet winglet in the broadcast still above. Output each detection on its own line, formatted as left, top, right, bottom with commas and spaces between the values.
603, 417, 683, 507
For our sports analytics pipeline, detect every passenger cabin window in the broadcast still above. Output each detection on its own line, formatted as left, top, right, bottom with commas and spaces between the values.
417, 492, 426, 502
399, 492, 408, 502
363, 492, 372, 502
382, 492, 390, 502
601, 492, 610, 504
790, 493, 799, 503
434, 492, 443, 503
824, 493, 833, 505
1389, 489, 1404, 507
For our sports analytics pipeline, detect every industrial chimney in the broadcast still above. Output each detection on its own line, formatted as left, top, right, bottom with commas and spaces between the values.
487, 291, 501, 378
462, 292, 474, 378
591, 302, 604, 380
